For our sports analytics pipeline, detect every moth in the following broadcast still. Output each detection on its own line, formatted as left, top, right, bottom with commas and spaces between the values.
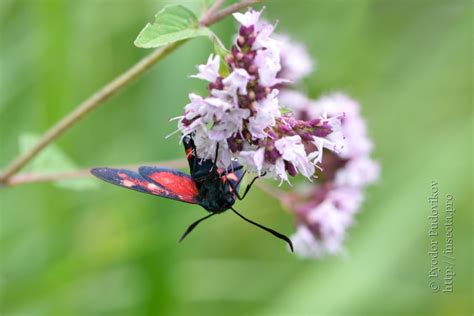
91, 134, 293, 251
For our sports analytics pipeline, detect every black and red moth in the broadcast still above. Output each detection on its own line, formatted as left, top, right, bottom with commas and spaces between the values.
91, 134, 293, 251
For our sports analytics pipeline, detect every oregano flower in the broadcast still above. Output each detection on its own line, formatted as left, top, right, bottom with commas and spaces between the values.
280, 91, 380, 257
176, 8, 343, 183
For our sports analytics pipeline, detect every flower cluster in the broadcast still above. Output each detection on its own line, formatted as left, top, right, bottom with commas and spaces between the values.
278, 68, 379, 256
177, 8, 343, 183
281, 92, 380, 257
175, 7, 379, 258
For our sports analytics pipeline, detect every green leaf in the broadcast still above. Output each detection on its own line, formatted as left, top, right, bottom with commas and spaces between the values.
134, 5, 212, 48
210, 33, 231, 77
19, 134, 98, 190
280, 107, 293, 114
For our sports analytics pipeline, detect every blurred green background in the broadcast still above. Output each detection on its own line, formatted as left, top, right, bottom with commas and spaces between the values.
0, 0, 472, 315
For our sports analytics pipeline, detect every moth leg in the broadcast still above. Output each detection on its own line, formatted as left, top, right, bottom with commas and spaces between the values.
211, 142, 220, 171
229, 171, 266, 201
226, 164, 243, 173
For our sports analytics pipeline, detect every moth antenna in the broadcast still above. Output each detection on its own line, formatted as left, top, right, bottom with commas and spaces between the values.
230, 207, 294, 252
179, 213, 216, 243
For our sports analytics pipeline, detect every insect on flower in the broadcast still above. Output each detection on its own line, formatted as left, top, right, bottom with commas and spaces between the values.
90, 134, 294, 251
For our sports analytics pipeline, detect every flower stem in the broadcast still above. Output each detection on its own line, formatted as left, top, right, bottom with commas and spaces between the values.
4, 159, 187, 187
0, 0, 262, 185
0, 42, 183, 185
200, 0, 226, 25
200, 0, 262, 26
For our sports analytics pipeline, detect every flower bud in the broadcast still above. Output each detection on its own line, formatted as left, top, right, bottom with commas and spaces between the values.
237, 35, 246, 47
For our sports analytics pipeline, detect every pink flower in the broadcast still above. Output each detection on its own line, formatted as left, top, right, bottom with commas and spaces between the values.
279, 90, 312, 113
212, 68, 252, 103
275, 135, 315, 179
247, 90, 281, 138
309, 93, 373, 158
232, 8, 262, 27
254, 48, 284, 87
238, 148, 265, 175
335, 157, 380, 188
278, 91, 379, 257
190, 54, 220, 82
275, 33, 315, 83
290, 184, 363, 258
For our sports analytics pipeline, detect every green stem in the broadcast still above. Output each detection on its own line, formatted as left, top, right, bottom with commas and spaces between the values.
5, 159, 187, 187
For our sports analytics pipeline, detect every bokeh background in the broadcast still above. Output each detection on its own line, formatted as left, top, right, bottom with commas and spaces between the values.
0, 0, 472, 315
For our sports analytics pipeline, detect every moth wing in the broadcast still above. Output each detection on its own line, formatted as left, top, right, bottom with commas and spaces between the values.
225, 161, 244, 191
91, 167, 198, 204
138, 166, 199, 201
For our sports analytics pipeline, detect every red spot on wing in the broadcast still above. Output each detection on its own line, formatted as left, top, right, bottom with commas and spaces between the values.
186, 148, 193, 159
117, 172, 167, 195
118, 172, 197, 204
147, 172, 198, 198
